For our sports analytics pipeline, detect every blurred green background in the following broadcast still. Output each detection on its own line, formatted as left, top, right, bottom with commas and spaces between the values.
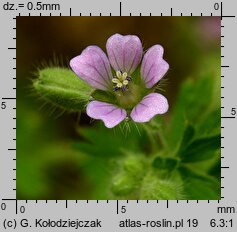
17, 17, 220, 199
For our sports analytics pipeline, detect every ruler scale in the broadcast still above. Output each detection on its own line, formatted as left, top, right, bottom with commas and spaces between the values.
0, 0, 237, 231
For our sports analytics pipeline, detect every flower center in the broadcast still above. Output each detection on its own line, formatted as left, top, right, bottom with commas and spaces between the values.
112, 71, 132, 91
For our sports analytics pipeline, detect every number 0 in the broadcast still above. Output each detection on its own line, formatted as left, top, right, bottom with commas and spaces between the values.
27, 2, 33, 10
1, 203, 6, 210
20, 206, 25, 213
214, 3, 219, 10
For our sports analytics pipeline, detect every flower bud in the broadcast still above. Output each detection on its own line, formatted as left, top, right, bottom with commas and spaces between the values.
140, 171, 183, 199
111, 173, 137, 196
123, 156, 146, 175
33, 68, 93, 111
111, 155, 146, 196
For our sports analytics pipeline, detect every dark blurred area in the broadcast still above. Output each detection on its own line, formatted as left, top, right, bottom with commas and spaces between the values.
17, 17, 220, 199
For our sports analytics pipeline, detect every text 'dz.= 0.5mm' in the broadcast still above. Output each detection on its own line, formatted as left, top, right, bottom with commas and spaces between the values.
2, 2, 61, 11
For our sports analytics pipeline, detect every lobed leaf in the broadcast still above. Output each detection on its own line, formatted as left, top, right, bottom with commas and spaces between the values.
167, 74, 217, 152
152, 156, 179, 171
179, 166, 220, 199
177, 123, 195, 155
179, 134, 220, 163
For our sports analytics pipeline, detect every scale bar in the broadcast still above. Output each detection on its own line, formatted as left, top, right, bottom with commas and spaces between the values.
120, 2, 122, 16
222, 15, 236, 18
116, 200, 119, 214
221, 2, 223, 20
2, 199, 16, 201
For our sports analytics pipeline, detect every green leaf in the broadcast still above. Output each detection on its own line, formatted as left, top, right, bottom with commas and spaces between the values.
197, 108, 221, 137
177, 123, 195, 155
152, 156, 179, 171
167, 74, 216, 152
73, 125, 145, 158
33, 67, 93, 111
208, 159, 221, 179
179, 166, 220, 199
179, 134, 220, 163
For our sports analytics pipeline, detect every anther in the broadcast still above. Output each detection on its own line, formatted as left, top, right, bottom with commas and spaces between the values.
126, 76, 132, 81
113, 86, 120, 91
123, 80, 129, 85
122, 85, 127, 91
112, 71, 132, 92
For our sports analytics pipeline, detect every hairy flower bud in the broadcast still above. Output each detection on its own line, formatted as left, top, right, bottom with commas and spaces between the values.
33, 68, 93, 111
111, 155, 146, 196
140, 171, 183, 199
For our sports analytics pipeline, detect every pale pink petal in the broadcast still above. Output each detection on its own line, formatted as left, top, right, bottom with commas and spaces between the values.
86, 101, 127, 128
70, 46, 112, 91
141, 45, 169, 88
106, 34, 143, 74
130, 93, 168, 123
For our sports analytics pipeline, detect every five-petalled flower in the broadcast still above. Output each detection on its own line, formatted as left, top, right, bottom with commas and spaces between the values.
70, 34, 169, 128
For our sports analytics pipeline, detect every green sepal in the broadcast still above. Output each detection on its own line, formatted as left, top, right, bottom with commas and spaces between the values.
91, 89, 117, 104
33, 67, 93, 111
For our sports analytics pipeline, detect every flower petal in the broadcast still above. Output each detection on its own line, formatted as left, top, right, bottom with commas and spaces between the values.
130, 93, 168, 123
106, 34, 143, 74
86, 101, 127, 128
141, 45, 169, 88
70, 46, 112, 91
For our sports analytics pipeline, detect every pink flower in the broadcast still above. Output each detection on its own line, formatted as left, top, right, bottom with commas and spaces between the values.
70, 34, 169, 128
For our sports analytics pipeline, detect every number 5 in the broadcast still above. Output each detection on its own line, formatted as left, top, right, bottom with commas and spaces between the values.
231, 108, 236, 115
121, 206, 126, 213
1, 102, 6, 109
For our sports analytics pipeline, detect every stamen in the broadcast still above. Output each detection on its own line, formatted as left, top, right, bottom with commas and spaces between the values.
117, 83, 123, 88
122, 72, 127, 80
112, 71, 132, 91
122, 85, 127, 91
112, 78, 120, 84
126, 76, 132, 81
123, 80, 129, 85
113, 86, 120, 91
116, 71, 122, 79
